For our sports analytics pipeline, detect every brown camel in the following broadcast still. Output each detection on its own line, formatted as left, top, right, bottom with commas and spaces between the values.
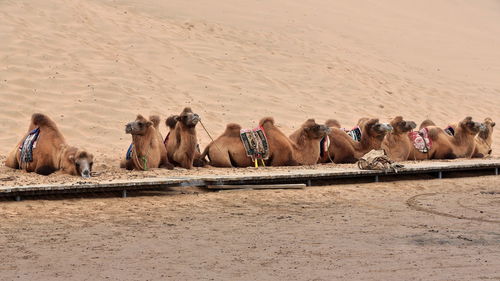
408, 117, 484, 160
201, 117, 329, 167
5, 113, 94, 177
164, 107, 203, 169
381, 116, 417, 161
120, 115, 173, 170
320, 118, 393, 163
472, 118, 495, 158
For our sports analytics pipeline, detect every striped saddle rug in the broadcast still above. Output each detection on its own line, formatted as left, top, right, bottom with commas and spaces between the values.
240, 126, 269, 161
19, 128, 40, 163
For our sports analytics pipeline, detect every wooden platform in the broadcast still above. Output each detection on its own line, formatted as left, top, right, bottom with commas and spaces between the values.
1, 159, 499, 200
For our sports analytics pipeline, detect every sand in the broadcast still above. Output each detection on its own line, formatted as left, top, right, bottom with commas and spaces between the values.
0, 0, 499, 167
1, 176, 499, 280
1, 0, 500, 280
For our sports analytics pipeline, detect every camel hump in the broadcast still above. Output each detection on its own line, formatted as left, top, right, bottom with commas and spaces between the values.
31, 113, 56, 128
166, 115, 179, 129
325, 119, 341, 128
224, 123, 242, 137
149, 115, 161, 129
259, 117, 275, 127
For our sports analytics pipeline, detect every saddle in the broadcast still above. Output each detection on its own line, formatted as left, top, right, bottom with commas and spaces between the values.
344, 126, 362, 142
19, 128, 40, 163
408, 128, 432, 153
126, 143, 134, 160
444, 126, 455, 136
319, 136, 330, 158
240, 126, 269, 166
357, 149, 403, 172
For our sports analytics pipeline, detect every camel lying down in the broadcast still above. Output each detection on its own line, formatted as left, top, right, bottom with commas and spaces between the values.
120, 115, 174, 171
5, 113, 94, 177
201, 117, 330, 167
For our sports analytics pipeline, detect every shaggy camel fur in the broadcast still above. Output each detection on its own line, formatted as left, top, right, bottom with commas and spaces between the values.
320, 118, 393, 163
409, 117, 484, 160
5, 113, 94, 177
381, 116, 417, 161
473, 118, 495, 158
165, 107, 203, 169
201, 117, 329, 167
120, 115, 173, 170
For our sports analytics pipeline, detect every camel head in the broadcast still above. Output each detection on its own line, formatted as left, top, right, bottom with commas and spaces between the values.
390, 116, 416, 134
125, 115, 153, 135
459, 117, 484, 135
364, 118, 393, 139
169, 107, 200, 128
325, 119, 341, 129
61, 147, 94, 178
302, 119, 331, 139
478, 117, 495, 140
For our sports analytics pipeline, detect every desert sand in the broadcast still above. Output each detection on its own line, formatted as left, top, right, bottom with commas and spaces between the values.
1, 0, 499, 165
1, 176, 499, 280
1, 0, 500, 280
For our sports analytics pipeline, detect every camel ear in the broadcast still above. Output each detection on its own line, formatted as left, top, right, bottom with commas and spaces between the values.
492, 122, 496, 127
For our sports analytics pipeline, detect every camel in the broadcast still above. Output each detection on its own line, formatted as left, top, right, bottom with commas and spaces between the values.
381, 116, 417, 161
472, 118, 495, 158
408, 117, 484, 160
200, 117, 330, 167
325, 119, 341, 129
320, 118, 393, 163
120, 115, 173, 170
5, 113, 94, 177
164, 107, 204, 169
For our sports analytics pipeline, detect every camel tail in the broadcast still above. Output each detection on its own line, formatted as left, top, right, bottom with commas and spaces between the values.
149, 115, 161, 129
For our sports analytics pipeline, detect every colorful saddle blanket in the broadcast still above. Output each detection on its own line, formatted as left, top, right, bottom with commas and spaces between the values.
408, 128, 432, 153
344, 126, 362, 142
240, 126, 269, 160
19, 128, 40, 163
319, 136, 330, 158
126, 143, 134, 160
444, 126, 455, 136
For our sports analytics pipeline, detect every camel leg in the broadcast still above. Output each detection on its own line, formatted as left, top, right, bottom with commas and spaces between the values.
208, 148, 233, 168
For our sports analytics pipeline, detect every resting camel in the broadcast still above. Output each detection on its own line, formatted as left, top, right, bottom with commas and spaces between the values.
472, 118, 495, 158
381, 116, 417, 161
5, 113, 94, 177
320, 118, 393, 163
408, 117, 484, 160
201, 117, 330, 167
165, 107, 204, 169
120, 115, 173, 170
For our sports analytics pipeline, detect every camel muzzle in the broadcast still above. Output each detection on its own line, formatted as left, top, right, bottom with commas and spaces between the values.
407, 121, 417, 130
125, 123, 133, 134
381, 123, 393, 131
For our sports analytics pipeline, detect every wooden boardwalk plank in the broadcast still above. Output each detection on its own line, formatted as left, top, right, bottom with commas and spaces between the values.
0, 159, 499, 198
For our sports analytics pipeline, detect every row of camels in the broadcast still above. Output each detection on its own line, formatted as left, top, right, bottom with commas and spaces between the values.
4, 109, 495, 178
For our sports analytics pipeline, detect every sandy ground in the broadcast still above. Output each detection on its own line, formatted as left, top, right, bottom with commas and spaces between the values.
0, 176, 499, 280
0, 0, 499, 168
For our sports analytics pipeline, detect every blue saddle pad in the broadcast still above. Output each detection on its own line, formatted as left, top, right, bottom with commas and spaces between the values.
20, 128, 40, 163
126, 143, 134, 160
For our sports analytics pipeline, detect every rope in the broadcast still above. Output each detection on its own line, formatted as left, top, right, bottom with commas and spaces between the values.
199, 120, 222, 153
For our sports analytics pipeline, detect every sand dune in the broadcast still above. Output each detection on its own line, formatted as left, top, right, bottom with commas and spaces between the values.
0, 0, 499, 164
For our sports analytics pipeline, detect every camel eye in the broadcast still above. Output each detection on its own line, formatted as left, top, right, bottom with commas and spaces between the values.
75, 163, 80, 168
